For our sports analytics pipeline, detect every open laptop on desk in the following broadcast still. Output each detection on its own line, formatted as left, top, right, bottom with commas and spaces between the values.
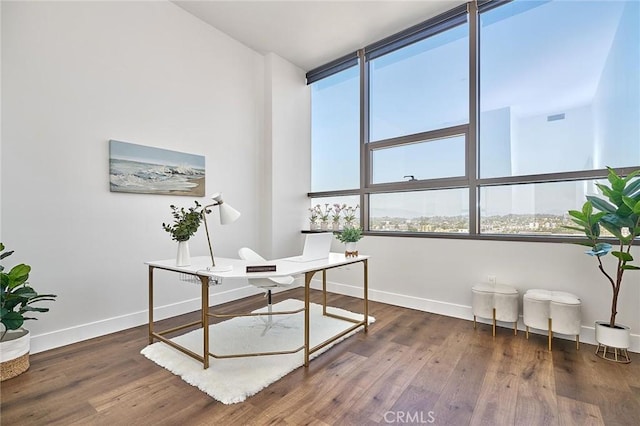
285, 232, 333, 262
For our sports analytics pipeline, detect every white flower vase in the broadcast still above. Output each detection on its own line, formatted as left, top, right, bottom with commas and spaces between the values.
321, 221, 329, 231
176, 241, 191, 266
310, 222, 318, 231
332, 222, 340, 231
345, 242, 358, 257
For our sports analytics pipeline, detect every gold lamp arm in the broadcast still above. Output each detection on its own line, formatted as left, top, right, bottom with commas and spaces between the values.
202, 202, 220, 268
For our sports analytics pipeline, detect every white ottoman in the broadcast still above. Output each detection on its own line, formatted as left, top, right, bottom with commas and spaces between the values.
472, 283, 519, 337
523, 289, 581, 351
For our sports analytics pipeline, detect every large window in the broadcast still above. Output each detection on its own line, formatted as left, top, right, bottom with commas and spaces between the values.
311, 65, 360, 192
308, 0, 640, 240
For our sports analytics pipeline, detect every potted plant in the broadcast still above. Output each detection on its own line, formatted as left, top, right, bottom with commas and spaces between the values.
565, 167, 640, 362
335, 226, 363, 257
331, 203, 346, 231
162, 201, 207, 266
1, 243, 57, 380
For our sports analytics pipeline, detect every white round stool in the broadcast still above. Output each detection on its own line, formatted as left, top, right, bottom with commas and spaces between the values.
523, 289, 581, 351
472, 283, 519, 337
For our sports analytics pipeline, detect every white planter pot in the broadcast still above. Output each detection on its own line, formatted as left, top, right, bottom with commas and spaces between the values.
176, 241, 191, 266
594, 321, 631, 363
345, 242, 357, 252
1, 329, 30, 381
595, 321, 630, 349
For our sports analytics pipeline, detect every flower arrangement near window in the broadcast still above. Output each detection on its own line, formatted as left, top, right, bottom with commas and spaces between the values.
308, 207, 319, 230
342, 204, 359, 227
331, 203, 346, 230
315, 204, 333, 230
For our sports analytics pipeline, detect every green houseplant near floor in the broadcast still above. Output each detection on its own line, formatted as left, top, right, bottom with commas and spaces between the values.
566, 168, 640, 362
0, 243, 57, 380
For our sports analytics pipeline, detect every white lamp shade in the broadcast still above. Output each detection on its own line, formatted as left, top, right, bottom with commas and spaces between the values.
219, 203, 241, 225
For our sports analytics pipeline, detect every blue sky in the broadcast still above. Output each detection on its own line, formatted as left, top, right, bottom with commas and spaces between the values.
311, 0, 639, 219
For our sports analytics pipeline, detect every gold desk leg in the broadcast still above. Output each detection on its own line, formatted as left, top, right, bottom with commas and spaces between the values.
201, 275, 210, 369
148, 266, 154, 345
304, 271, 314, 367
548, 318, 553, 352
492, 308, 496, 338
322, 269, 327, 316
363, 258, 369, 332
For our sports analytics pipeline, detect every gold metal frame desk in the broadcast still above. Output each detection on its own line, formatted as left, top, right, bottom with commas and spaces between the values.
145, 253, 369, 369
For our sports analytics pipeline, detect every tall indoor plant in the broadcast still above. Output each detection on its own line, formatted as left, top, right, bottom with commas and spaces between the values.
566, 168, 640, 362
1, 243, 57, 380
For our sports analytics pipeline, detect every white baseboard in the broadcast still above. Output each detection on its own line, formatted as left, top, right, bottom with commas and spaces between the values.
30, 285, 262, 354
310, 278, 640, 354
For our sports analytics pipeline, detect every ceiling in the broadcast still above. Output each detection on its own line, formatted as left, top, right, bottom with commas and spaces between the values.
173, 0, 467, 72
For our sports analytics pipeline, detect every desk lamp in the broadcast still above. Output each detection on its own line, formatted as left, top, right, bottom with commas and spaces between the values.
202, 192, 240, 272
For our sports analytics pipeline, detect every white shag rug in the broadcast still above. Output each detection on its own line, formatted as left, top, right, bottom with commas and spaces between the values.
141, 299, 374, 404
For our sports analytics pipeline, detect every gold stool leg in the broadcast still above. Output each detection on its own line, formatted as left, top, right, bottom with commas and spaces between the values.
526, 326, 529, 339
514, 322, 517, 336
473, 315, 477, 329
576, 335, 580, 350
548, 318, 553, 352
492, 308, 496, 338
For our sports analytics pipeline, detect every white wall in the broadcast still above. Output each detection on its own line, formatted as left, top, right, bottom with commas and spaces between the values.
323, 236, 640, 352
263, 53, 311, 260
1, 1, 269, 353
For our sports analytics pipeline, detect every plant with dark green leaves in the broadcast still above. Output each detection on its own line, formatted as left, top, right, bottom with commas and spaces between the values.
335, 226, 363, 243
162, 201, 208, 242
565, 168, 640, 328
1, 243, 57, 340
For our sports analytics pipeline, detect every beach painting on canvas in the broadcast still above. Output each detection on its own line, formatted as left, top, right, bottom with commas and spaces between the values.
109, 140, 205, 196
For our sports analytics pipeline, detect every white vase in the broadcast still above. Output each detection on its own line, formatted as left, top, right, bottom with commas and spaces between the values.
345, 242, 357, 254
176, 241, 191, 266
595, 321, 630, 349
1, 329, 30, 381
321, 221, 329, 231
332, 222, 340, 231
310, 222, 318, 231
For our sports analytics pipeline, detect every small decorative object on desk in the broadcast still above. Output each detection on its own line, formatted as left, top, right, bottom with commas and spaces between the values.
162, 201, 206, 266
335, 226, 363, 257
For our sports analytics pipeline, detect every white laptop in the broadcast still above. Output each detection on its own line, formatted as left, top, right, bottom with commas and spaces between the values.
286, 233, 333, 262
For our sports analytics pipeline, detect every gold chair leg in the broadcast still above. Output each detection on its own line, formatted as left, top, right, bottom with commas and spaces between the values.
548, 318, 552, 352
492, 308, 496, 338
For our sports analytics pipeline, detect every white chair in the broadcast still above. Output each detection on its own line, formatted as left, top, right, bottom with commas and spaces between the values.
238, 247, 296, 334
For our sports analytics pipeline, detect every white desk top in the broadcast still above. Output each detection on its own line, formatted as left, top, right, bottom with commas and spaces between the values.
146, 252, 369, 279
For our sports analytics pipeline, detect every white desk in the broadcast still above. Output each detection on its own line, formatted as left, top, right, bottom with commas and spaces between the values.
145, 253, 369, 368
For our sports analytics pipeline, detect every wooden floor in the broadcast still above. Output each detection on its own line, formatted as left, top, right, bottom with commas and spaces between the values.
1, 288, 639, 425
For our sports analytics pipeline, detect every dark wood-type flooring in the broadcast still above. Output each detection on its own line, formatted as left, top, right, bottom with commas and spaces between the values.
1, 288, 639, 425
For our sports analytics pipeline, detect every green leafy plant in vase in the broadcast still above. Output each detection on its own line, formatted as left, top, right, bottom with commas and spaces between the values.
162, 201, 208, 266
565, 168, 640, 362
1, 243, 57, 380
335, 226, 363, 257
